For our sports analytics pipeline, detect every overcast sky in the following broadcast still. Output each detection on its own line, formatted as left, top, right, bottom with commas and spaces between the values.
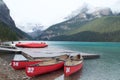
4, 0, 120, 32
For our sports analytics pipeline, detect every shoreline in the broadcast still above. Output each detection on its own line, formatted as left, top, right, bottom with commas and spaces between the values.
0, 53, 28, 80
0, 52, 65, 80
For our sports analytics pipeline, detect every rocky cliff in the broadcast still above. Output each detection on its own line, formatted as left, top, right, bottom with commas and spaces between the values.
0, 0, 15, 27
0, 0, 32, 40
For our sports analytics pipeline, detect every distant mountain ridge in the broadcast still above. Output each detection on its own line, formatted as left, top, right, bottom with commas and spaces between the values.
27, 24, 43, 39
0, 0, 31, 41
37, 7, 120, 42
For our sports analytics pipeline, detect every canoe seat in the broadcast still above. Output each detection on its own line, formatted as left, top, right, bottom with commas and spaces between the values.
55, 54, 69, 61
38, 59, 59, 66
34, 58, 53, 61
65, 60, 82, 66
70, 54, 83, 61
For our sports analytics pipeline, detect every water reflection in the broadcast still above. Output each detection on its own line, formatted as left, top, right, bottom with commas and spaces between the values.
29, 68, 82, 80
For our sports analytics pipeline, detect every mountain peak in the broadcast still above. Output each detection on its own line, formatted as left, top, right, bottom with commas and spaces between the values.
65, 7, 113, 21
69, 7, 113, 22
37, 6, 120, 41
91, 7, 113, 17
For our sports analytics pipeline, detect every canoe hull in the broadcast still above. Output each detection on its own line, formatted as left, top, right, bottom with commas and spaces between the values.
64, 62, 83, 76
26, 62, 64, 77
11, 60, 42, 70
15, 43, 48, 48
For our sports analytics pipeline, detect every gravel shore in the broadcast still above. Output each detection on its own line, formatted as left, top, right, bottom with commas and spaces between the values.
0, 52, 64, 80
0, 52, 29, 80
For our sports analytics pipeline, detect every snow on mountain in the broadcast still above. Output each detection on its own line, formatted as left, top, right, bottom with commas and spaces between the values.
16, 23, 43, 32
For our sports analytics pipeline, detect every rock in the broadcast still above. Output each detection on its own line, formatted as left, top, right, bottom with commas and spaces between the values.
0, 0, 16, 27
0, 0, 32, 40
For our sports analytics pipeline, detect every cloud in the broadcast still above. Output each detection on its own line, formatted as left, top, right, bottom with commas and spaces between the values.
4, 0, 120, 32
83, 0, 120, 12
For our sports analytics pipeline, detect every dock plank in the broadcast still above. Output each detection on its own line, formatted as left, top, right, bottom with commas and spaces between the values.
0, 47, 21, 52
0, 46, 100, 59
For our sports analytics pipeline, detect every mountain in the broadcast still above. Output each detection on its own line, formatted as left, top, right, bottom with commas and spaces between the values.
0, 0, 31, 41
27, 24, 43, 39
28, 30, 42, 39
37, 7, 120, 42
0, 21, 18, 41
16, 23, 43, 39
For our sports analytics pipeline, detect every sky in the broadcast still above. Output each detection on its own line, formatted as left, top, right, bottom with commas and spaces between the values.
4, 0, 120, 32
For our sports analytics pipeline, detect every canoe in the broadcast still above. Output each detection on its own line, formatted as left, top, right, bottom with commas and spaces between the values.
11, 54, 69, 70
64, 54, 83, 76
11, 54, 41, 70
25, 54, 69, 77
11, 54, 55, 70
11, 60, 43, 70
15, 42, 48, 48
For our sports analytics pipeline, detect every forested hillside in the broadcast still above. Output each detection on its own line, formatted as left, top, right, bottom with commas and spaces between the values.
50, 16, 120, 42
70, 16, 120, 35
0, 0, 32, 41
0, 21, 18, 41
38, 15, 120, 42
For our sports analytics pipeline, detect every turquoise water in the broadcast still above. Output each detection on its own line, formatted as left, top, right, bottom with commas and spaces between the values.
6, 41, 120, 80
46, 41, 120, 80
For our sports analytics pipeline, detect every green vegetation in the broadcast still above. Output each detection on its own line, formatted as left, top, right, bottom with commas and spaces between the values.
51, 31, 120, 42
70, 16, 120, 35
0, 21, 18, 41
44, 18, 88, 35
41, 16, 120, 42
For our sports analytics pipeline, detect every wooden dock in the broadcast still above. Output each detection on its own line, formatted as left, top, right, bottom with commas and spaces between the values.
0, 45, 16, 49
81, 53, 100, 59
0, 47, 21, 53
0, 47, 100, 59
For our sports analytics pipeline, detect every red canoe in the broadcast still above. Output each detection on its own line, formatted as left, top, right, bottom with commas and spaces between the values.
11, 54, 55, 70
11, 60, 42, 70
25, 54, 69, 77
64, 54, 83, 76
26, 60, 64, 77
15, 42, 48, 48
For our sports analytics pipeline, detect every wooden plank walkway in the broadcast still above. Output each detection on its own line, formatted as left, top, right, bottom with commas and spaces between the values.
21, 50, 100, 59
0, 47, 100, 59
0, 45, 16, 49
81, 53, 100, 59
0, 47, 21, 53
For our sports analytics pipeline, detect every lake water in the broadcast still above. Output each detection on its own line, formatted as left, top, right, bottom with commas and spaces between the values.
45, 41, 120, 80
4, 41, 120, 80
